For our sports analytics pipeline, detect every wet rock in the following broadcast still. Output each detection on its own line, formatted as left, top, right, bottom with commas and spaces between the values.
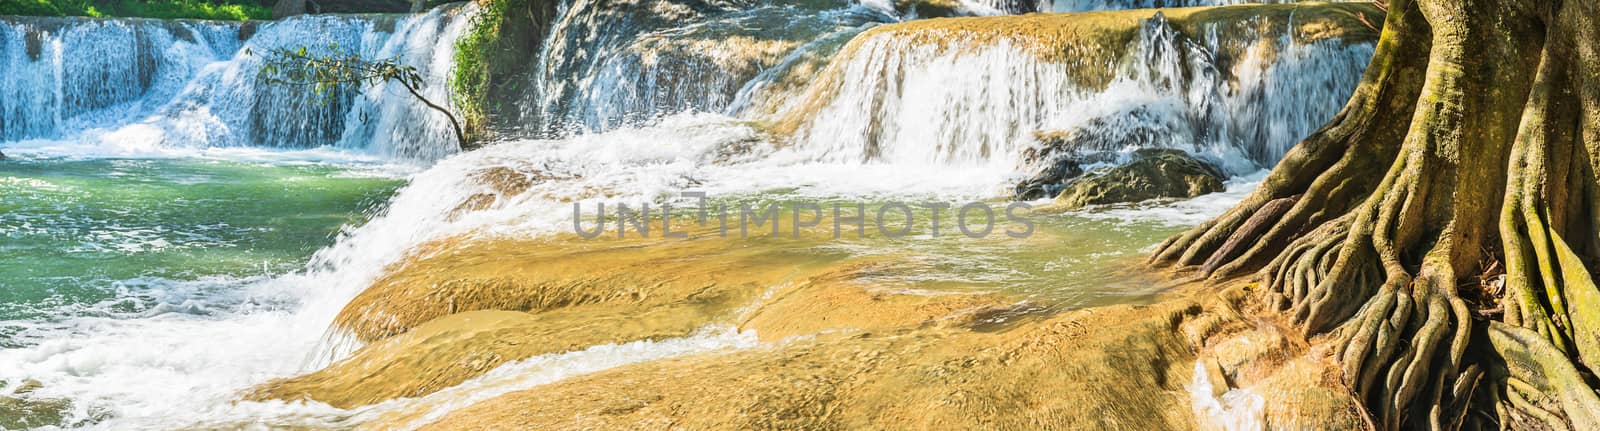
1051, 148, 1225, 210
893, 0, 1032, 17
892, 0, 965, 18
11, 380, 41, 395
0, 380, 75, 429
237, 20, 260, 41
0, 396, 70, 429
447, 166, 559, 219
531, 0, 867, 133
1014, 106, 1185, 201
1013, 147, 1085, 202
1207, 326, 1293, 384
24, 26, 45, 61
0, 150, 8, 160
249, 229, 989, 408
392, 290, 1237, 430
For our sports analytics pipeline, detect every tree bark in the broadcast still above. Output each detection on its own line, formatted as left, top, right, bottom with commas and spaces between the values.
400, 80, 469, 151
1152, 0, 1600, 427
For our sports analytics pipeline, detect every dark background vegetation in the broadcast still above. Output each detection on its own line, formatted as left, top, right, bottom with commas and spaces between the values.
0, 0, 276, 20
0, 0, 455, 20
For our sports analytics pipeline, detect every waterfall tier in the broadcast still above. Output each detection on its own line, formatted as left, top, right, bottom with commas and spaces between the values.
767, 4, 1377, 173
0, 6, 471, 160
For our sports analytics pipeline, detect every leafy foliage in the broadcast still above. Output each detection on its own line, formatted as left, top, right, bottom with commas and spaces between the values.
260, 46, 424, 97
257, 46, 468, 150
0, 0, 270, 20
449, 0, 523, 143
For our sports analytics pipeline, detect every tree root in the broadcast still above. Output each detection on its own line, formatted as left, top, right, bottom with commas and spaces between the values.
1148, 0, 1600, 427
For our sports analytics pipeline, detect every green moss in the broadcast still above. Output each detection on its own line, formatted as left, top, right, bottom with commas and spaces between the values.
450, 0, 528, 147
0, 0, 271, 20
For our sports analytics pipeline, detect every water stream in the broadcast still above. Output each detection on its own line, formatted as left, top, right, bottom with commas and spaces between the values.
0, 0, 1374, 427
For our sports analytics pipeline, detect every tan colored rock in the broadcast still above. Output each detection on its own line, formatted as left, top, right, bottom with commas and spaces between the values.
251, 222, 1007, 409
371, 289, 1250, 430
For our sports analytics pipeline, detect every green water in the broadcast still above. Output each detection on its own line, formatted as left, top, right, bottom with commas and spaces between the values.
0, 158, 403, 324
656, 195, 1194, 308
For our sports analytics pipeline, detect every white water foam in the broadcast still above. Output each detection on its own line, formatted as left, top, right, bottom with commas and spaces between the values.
0, 5, 472, 161
780, 11, 1373, 176
0, 4, 1372, 429
1190, 360, 1268, 431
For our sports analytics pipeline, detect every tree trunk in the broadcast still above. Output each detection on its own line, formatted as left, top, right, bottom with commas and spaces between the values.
1151, 0, 1600, 428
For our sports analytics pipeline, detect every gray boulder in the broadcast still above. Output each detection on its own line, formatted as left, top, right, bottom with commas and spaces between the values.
1013, 105, 1188, 200
1052, 148, 1225, 210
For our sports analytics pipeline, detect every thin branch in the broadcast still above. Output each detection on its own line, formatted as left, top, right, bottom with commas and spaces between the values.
397, 80, 468, 150
257, 46, 470, 150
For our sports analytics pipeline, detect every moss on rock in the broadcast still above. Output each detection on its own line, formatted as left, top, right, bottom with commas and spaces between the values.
1049, 148, 1226, 210
450, 0, 556, 147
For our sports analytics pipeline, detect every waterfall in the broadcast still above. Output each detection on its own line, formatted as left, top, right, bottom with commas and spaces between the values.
771, 10, 1374, 174
0, 5, 472, 160
1045, 0, 1349, 13
525, 0, 896, 135
0, 17, 240, 141
0, 2, 1393, 428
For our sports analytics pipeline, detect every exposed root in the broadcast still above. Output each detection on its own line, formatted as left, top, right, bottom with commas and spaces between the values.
1150, 0, 1600, 426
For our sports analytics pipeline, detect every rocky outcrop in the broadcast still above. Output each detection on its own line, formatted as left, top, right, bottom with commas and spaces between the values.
1050, 148, 1225, 209
1014, 105, 1185, 200
520, 0, 875, 134
450, 0, 560, 145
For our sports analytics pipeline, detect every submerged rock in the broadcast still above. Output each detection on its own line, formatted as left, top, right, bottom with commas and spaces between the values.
447, 165, 560, 219
0, 380, 78, 429
0, 396, 70, 430
1051, 148, 1225, 209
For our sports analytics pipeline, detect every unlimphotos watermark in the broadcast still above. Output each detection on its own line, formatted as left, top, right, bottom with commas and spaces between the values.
573, 191, 1034, 240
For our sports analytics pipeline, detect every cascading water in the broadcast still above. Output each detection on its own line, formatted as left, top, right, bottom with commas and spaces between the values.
1045, 0, 1353, 13
774, 10, 1373, 175
0, 1, 1385, 428
0, 17, 241, 141
0, 5, 471, 160
524, 0, 896, 135
284, 5, 1379, 368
